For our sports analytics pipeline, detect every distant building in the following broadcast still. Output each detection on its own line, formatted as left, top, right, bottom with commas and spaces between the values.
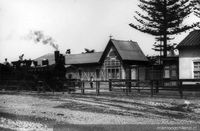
34, 53, 55, 66
177, 30, 200, 79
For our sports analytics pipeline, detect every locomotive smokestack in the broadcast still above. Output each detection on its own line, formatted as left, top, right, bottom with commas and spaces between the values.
54, 50, 60, 64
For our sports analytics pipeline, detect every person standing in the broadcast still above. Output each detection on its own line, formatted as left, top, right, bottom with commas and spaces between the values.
90, 76, 94, 88
3, 58, 9, 66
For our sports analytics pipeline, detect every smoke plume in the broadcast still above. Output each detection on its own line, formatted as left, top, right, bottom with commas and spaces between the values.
28, 30, 58, 50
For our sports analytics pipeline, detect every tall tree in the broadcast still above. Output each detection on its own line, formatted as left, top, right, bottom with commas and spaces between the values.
152, 41, 177, 56
129, 0, 198, 57
193, 0, 200, 18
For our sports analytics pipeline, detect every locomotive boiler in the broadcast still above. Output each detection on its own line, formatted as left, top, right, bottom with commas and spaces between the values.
0, 51, 66, 91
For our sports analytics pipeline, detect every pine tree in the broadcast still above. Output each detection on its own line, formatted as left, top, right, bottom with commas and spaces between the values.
152, 41, 177, 56
193, 0, 200, 17
129, 0, 199, 57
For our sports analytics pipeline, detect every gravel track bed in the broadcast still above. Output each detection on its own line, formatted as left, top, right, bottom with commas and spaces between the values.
0, 91, 200, 130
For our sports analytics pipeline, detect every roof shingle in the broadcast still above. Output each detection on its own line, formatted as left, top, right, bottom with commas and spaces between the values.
178, 30, 200, 49
65, 52, 102, 65
111, 39, 148, 61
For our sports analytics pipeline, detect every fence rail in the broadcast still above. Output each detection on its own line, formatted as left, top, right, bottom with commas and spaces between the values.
109, 79, 200, 98
1, 78, 200, 98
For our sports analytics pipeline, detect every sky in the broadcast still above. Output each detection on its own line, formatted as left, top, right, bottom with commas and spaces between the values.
0, 0, 198, 63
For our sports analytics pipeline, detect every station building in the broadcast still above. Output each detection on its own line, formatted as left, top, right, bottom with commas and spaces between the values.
65, 39, 148, 81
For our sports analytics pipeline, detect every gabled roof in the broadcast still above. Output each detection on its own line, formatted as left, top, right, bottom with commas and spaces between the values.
34, 53, 55, 65
110, 39, 148, 61
65, 52, 103, 65
177, 30, 200, 49
35, 39, 147, 65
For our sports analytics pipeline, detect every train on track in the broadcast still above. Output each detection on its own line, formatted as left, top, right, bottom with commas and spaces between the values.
0, 51, 67, 91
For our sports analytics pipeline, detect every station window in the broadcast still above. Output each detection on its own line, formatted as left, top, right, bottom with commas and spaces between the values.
163, 65, 177, 79
194, 62, 200, 79
164, 66, 170, 78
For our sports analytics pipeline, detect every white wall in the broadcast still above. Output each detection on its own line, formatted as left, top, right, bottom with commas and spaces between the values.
179, 57, 193, 79
179, 48, 200, 79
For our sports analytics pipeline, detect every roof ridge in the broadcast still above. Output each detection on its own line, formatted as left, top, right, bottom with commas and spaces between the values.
65, 51, 103, 56
41, 53, 53, 56
34, 53, 54, 59
111, 39, 137, 43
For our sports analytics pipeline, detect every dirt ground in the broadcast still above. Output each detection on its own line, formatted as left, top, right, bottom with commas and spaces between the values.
0, 89, 200, 131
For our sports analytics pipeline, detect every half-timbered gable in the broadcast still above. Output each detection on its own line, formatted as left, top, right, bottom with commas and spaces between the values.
100, 41, 123, 80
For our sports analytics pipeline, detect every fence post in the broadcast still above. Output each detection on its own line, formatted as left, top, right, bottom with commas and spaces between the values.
96, 81, 100, 96
52, 89, 54, 94
179, 80, 183, 99
37, 81, 41, 93
37, 85, 39, 93
128, 80, 131, 92
137, 80, 140, 93
81, 81, 85, 95
156, 80, 159, 94
126, 80, 128, 95
109, 79, 112, 91
151, 80, 154, 97
68, 82, 71, 94
98, 81, 100, 95
68, 86, 70, 94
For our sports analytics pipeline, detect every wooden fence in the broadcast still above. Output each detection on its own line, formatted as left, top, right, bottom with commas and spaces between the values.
151, 79, 200, 98
1, 78, 200, 98
63, 80, 109, 96
109, 79, 200, 98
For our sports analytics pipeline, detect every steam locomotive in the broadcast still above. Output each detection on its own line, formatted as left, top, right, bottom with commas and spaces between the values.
0, 51, 66, 91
